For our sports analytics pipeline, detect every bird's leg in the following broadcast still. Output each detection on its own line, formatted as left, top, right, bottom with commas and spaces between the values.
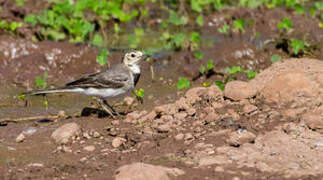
102, 99, 120, 116
96, 98, 115, 117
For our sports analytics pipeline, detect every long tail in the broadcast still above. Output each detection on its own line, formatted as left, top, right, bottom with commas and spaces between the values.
23, 87, 79, 96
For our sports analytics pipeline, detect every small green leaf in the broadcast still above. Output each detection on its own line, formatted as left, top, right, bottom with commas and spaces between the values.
270, 54, 281, 63
24, 15, 37, 26
135, 88, 144, 98
18, 94, 26, 100
291, 39, 304, 55
203, 81, 211, 87
190, 32, 200, 43
247, 70, 257, 79
207, 59, 214, 69
215, 81, 225, 91
92, 33, 104, 47
233, 18, 245, 32
194, 52, 204, 60
196, 15, 204, 26
176, 77, 190, 90
218, 24, 230, 34
278, 17, 292, 30
226, 66, 242, 75
96, 49, 108, 66
200, 65, 205, 74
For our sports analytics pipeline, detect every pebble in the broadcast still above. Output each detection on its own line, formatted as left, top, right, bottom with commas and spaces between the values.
83, 145, 96, 152
112, 137, 126, 148
80, 157, 87, 163
174, 133, 184, 141
92, 131, 101, 138
243, 104, 258, 114
51, 123, 81, 144
27, 163, 44, 168
15, 133, 25, 143
156, 124, 171, 133
124, 96, 135, 105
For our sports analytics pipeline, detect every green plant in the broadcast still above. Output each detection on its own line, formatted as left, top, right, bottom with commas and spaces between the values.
96, 49, 108, 66
135, 88, 144, 98
35, 72, 48, 89
278, 17, 292, 31
207, 59, 214, 69
218, 24, 230, 34
0, 20, 22, 32
290, 39, 304, 55
168, 10, 187, 26
239, 0, 262, 8
16, 0, 24, 6
203, 81, 211, 87
226, 66, 257, 79
215, 81, 225, 91
270, 54, 281, 63
92, 33, 104, 47
200, 65, 206, 74
177, 77, 190, 90
196, 15, 204, 26
194, 52, 204, 60
233, 18, 245, 33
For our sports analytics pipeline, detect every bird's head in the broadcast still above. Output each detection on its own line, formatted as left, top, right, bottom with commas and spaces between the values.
122, 50, 149, 66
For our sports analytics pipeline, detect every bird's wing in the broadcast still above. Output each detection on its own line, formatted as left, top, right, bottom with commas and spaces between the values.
65, 66, 129, 89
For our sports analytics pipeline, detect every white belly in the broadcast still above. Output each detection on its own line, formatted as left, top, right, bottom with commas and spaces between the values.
74, 88, 127, 98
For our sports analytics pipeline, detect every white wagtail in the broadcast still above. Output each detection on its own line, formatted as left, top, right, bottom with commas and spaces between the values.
24, 50, 149, 117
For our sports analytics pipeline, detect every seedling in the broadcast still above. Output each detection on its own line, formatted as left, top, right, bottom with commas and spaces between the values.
92, 33, 104, 47
278, 17, 292, 31
203, 81, 211, 87
200, 65, 206, 74
135, 88, 144, 104
96, 49, 108, 66
168, 10, 187, 26
194, 52, 204, 60
226, 66, 257, 79
290, 39, 304, 55
35, 72, 48, 89
270, 54, 281, 63
233, 18, 245, 33
177, 77, 190, 90
218, 24, 230, 34
207, 59, 214, 70
196, 15, 204, 26
215, 81, 225, 91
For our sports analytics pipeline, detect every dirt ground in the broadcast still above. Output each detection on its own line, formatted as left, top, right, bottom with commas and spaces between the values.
0, 1, 323, 180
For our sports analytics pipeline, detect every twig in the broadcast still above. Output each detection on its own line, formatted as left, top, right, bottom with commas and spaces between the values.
0, 115, 61, 123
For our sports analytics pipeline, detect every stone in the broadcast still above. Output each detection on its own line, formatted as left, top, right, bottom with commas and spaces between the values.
224, 81, 257, 101
156, 124, 171, 133
115, 163, 185, 180
15, 133, 25, 143
227, 129, 256, 146
112, 137, 127, 148
249, 58, 323, 105
124, 96, 135, 105
51, 123, 81, 144
83, 145, 95, 152
302, 112, 323, 132
174, 133, 184, 141
243, 104, 258, 114
199, 155, 231, 167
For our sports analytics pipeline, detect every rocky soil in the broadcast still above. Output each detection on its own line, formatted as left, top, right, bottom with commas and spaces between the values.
1, 58, 323, 180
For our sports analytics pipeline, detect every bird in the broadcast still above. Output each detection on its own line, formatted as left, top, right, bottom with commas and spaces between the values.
23, 50, 149, 117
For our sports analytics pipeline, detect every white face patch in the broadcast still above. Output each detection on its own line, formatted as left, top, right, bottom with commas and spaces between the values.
128, 64, 140, 74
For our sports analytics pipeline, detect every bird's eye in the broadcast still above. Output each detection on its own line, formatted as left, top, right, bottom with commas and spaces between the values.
131, 54, 136, 58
